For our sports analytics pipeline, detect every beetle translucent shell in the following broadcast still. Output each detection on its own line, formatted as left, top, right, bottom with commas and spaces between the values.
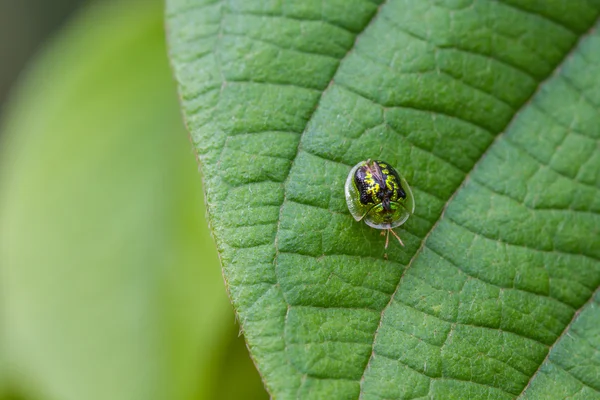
345, 159, 415, 247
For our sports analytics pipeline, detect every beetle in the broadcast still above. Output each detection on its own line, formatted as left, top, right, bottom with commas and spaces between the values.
345, 159, 415, 248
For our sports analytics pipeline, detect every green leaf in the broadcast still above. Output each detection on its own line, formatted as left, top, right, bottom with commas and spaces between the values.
0, 1, 266, 400
167, 0, 600, 398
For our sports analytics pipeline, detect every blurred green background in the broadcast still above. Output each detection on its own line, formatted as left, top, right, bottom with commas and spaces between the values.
0, 0, 83, 109
0, 0, 268, 399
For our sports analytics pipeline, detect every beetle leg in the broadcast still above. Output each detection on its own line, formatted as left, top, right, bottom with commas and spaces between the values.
389, 228, 405, 247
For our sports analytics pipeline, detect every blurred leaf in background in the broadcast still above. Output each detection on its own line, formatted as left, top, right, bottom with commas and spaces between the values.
0, 0, 267, 399
0, 0, 86, 108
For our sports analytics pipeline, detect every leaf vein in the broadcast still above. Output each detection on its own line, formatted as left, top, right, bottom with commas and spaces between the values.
446, 217, 600, 263
518, 284, 600, 396
424, 245, 576, 312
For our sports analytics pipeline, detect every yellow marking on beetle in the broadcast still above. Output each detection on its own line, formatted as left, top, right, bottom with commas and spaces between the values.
363, 171, 375, 185
385, 176, 393, 190
366, 183, 380, 199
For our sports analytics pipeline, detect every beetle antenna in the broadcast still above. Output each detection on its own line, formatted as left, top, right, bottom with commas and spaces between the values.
389, 228, 405, 247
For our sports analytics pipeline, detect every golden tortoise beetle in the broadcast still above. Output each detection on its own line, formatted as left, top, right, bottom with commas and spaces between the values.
345, 159, 415, 248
